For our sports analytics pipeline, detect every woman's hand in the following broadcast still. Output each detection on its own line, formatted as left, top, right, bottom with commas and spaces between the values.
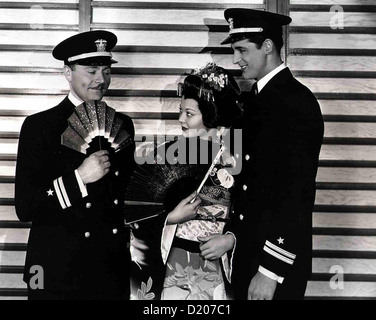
197, 233, 235, 260
166, 192, 201, 225
220, 149, 235, 167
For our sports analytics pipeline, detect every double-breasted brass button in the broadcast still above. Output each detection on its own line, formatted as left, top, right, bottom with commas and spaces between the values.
112, 228, 118, 234
245, 154, 250, 161
84, 232, 90, 238
239, 214, 244, 221
114, 199, 119, 205
115, 171, 119, 176
243, 184, 248, 191
86, 202, 91, 209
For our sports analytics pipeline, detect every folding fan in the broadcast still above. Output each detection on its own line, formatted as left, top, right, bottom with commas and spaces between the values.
61, 101, 132, 154
124, 162, 202, 224
123, 141, 226, 224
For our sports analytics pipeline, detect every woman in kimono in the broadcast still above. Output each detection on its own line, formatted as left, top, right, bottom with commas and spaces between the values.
129, 63, 242, 300
159, 63, 242, 300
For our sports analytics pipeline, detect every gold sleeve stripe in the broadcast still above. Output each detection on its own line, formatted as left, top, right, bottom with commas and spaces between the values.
265, 240, 296, 259
53, 178, 67, 209
58, 177, 72, 208
263, 245, 294, 265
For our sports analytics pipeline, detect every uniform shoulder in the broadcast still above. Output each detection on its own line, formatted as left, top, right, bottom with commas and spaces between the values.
276, 69, 313, 96
279, 73, 319, 107
116, 111, 133, 123
23, 98, 69, 127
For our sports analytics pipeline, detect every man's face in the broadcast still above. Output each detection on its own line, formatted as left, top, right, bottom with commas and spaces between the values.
65, 65, 111, 102
231, 38, 267, 80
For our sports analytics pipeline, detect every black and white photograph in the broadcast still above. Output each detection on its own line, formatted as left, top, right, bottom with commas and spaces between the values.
0, 0, 375, 308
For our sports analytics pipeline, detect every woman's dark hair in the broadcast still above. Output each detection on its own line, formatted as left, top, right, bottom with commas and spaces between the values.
180, 64, 242, 128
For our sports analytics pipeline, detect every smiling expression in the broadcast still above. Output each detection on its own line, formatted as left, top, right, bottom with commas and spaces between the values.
64, 64, 111, 102
231, 38, 268, 81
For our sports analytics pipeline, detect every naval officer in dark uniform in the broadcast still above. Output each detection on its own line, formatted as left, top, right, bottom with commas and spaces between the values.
221, 9, 324, 299
15, 30, 135, 299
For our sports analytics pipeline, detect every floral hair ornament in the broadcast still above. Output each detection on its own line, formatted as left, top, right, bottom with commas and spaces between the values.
193, 62, 229, 91
176, 81, 215, 102
194, 62, 229, 102
176, 62, 230, 103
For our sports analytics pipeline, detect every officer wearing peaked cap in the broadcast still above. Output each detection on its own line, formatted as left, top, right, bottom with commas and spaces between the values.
52, 30, 118, 65
221, 9, 324, 300
221, 8, 291, 46
15, 30, 135, 299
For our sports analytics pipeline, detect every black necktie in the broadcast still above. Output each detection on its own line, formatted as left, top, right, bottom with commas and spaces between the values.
251, 82, 258, 97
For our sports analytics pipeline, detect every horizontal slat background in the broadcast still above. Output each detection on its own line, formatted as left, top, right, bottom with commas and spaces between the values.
0, 0, 375, 300
290, 0, 375, 5
290, 12, 376, 28
0, 9, 78, 24
0, 0, 81, 299
1, 0, 78, 3
288, 0, 376, 299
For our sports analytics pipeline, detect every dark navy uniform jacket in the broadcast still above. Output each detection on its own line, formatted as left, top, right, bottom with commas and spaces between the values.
230, 68, 324, 295
15, 96, 135, 299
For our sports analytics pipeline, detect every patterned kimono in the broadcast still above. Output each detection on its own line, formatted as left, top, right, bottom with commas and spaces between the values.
130, 137, 236, 300
161, 162, 235, 300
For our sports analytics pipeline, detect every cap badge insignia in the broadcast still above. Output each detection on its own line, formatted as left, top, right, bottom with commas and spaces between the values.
95, 39, 107, 52
228, 18, 234, 30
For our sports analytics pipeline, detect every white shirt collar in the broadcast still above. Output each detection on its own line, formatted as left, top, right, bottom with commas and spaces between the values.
68, 92, 84, 107
257, 63, 287, 93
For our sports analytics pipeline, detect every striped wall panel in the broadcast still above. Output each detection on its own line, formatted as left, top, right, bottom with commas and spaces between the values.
1, 0, 375, 300
0, 0, 80, 299
288, 0, 376, 299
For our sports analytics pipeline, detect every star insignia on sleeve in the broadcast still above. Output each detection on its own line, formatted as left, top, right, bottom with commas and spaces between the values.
47, 189, 54, 196
277, 237, 284, 245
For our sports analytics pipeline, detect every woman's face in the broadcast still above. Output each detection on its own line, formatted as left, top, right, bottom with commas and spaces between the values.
178, 97, 207, 137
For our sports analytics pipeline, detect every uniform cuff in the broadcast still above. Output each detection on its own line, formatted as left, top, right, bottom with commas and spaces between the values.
258, 265, 284, 284
74, 169, 88, 198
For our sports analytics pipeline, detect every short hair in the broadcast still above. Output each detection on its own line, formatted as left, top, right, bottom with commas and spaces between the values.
65, 63, 76, 70
245, 33, 284, 54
